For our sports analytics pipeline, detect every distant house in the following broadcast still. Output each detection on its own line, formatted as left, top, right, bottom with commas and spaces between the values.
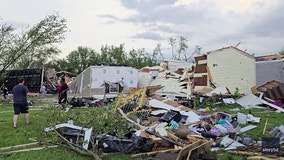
206, 46, 256, 94
255, 55, 284, 87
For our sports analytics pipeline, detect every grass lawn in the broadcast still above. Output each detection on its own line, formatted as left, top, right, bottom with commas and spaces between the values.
0, 96, 145, 160
0, 96, 283, 160
0, 98, 92, 160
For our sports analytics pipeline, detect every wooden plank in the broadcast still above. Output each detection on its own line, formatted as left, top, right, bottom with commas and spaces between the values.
186, 140, 213, 160
263, 119, 268, 135
175, 140, 203, 160
206, 66, 213, 82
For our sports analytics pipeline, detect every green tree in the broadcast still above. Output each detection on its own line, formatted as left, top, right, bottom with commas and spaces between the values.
100, 44, 127, 65
0, 13, 67, 75
16, 47, 60, 69
88, 50, 102, 66
127, 48, 156, 69
66, 46, 95, 74
152, 43, 163, 62
55, 44, 157, 73
45, 58, 65, 71
279, 47, 284, 55
168, 37, 176, 59
177, 36, 188, 60
188, 45, 202, 60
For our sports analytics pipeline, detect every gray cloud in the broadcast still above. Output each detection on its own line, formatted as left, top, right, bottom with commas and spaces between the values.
98, 14, 122, 21
118, 0, 245, 40
99, 0, 284, 55
120, 0, 176, 13
120, 1, 208, 25
150, 24, 178, 33
131, 31, 165, 41
242, 1, 284, 38
1, 0, 282, 56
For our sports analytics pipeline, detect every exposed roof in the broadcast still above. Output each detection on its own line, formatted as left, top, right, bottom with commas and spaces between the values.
207, 46, 254, 59
139, 66, 164, 72
257, 80, 284, 101
255, 54, 284, 61
138, 70, 188, 94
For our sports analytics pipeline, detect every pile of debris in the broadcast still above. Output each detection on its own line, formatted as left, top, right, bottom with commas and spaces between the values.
43, 58, 284, 159
45, 86, 284, 160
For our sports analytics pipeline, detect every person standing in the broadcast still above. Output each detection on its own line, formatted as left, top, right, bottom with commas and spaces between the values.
1, 84, 8, 99
12, 77, 38, 128
58, 77, 69, 110
56, 80, 62, 102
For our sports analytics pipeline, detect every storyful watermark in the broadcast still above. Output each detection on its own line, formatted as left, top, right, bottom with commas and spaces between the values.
262, 138, 280, 156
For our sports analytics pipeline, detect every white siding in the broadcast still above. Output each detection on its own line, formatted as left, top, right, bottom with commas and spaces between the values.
256, 60, 284, 86
68, 67, 91, 96
69, 66, 138, 96
207, 48, 256, 94
90, 66, 138, 91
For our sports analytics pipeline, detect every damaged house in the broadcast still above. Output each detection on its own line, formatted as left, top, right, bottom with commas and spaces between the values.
207, 46, 256, 94
138, 61, 194, 99
68, 65, 138, 99
194, 46, 256, 94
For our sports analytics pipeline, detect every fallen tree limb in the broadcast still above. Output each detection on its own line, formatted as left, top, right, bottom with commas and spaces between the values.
53, 128, 101, 160
118, 108, 146, 129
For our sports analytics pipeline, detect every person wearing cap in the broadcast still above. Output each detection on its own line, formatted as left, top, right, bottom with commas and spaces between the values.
12, 77, 38, 128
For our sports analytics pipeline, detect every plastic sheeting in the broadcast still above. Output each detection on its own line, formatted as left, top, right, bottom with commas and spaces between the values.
95, 133, 152, 154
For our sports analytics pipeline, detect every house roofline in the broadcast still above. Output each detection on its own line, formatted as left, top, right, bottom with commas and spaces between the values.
207, 46, 254, 59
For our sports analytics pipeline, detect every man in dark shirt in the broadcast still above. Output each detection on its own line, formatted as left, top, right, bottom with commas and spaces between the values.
12, 77, 38, 128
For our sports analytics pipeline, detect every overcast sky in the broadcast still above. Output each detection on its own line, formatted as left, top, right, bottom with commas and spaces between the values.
1, 0, 284, 58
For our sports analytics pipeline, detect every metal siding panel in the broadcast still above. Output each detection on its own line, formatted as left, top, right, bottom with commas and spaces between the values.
256, 60, 284, 87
